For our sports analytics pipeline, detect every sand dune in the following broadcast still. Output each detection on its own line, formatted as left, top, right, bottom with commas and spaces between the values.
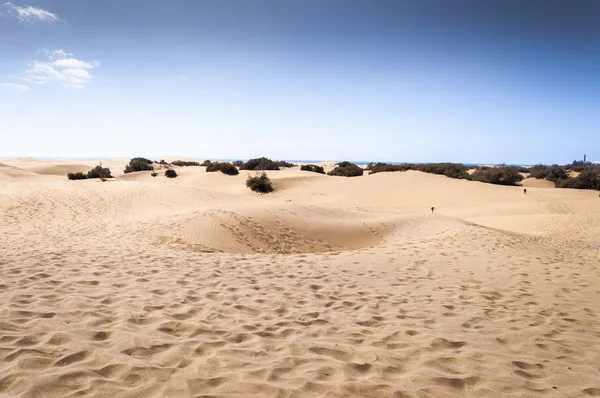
1, 159, 600, 397
521, 177, 555, 189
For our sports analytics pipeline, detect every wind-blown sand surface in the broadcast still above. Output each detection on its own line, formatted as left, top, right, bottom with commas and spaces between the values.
1, 158, 600, 397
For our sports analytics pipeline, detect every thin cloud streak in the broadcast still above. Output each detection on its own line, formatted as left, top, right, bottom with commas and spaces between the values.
1, 2, 59, 23
0, 82, 30, 92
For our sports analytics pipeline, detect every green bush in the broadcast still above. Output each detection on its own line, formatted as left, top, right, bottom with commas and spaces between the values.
67, 172, 88, 180
165, 169, 178, 178
246, 172, 274, 193
471, 166, 524, 186
156, 159, 169, 165
327, 161, 364, 177
86, 165, 112, 179
201, 160, 212, 166
418, 163, 470, 179
368, 163, 413, 174
277, 160, 296, 168
172, 160, 200, 167
232, 160, 244, 167
124, 157, 155, 173
67, 165, 112, 180
300, 164, 326, 174
529, 164, 569, 182
241, 157, 280, 170
206, 162, 239, 175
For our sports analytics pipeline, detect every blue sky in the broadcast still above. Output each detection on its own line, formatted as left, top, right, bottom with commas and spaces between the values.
1, 0, 598, 164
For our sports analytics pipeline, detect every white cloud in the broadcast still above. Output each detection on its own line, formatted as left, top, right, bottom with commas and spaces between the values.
1, 2, 59, 23
0, 82, 30, 92
25, 49, 99, 88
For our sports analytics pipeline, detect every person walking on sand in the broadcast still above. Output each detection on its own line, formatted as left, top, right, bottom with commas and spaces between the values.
431, 206, 435, 214
524, 188, 527, 194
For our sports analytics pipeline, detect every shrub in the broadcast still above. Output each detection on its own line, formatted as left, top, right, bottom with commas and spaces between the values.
277, 160, 296, 168
156, 159, 169, 165
165, 169, 178, 178
67, 172, 88, 180
67, 165, 112, 180
471, 166, 524, 186
300, 164, 326, 174
201, 160, 212, 166
124, 157, 155, 173
529, 164, 568, 182
172, 160, 201, 167
327, 161, 364, 177
575, 168, 600, 190
246, 172, 274, 193
232, 160, 244, 167
151, 171, 158, 177
369, 163, 414, 174
206, 162, 239, 175
241, 157, 280, 170
86, 165, 112, 179
418, 163, 470, 179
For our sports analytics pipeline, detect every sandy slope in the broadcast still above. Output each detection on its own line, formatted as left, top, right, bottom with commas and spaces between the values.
1, 159, 600, 397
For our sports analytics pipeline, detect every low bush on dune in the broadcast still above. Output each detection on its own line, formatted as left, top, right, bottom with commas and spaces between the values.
67, 165, 112, 180
156, 159, 169, 165
246, 172, 274, 193
556, 168, 600, 190
241, 157, 280, 171
165, 169, 178, 178
471, 166, 524, 186
67, 172, 88, 180
151, 171, 158, 177
201, 160, 212, 166
327, 161, 364, 177
300, 164, 326, 174
529, 164, 569, 182
172, 160, 201, 167
367, 162, 470, 178
277, 160, 296, 168
368, 163, 413, 174
124, 157, 154, 173
232, 160, 244, 167
419, 163, 470, 179
206, 162, 239, 175
86, 165, 113, 179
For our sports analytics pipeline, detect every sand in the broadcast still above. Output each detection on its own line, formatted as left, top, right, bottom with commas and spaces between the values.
1, 158, 600, 397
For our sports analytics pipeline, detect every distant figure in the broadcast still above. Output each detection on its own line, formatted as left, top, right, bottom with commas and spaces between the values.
431, 206, 435, 214
524, 188, 527, 194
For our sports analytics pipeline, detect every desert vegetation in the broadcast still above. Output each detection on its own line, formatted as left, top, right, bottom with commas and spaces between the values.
232, 160, 244, 167
300, 164, 326, 174
67, 165, 113, 180
171, 160, 201, 167
124, 157, 154, 173
240, 157, 280, 171
327, 161, 364, 177
367, 162, 525, 185
471, 166, 524, 186
206, 162, 239, 175
201, 160, 213, 166
368, 162, 470, 179
246, 172, 274, 193
165, 169, 178, 178
555, 168, 600, 190
528, 163, 600, 190
277, 160, 296, 168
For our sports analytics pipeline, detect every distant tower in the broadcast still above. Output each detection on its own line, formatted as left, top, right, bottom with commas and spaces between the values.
584, 154, 587, 162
